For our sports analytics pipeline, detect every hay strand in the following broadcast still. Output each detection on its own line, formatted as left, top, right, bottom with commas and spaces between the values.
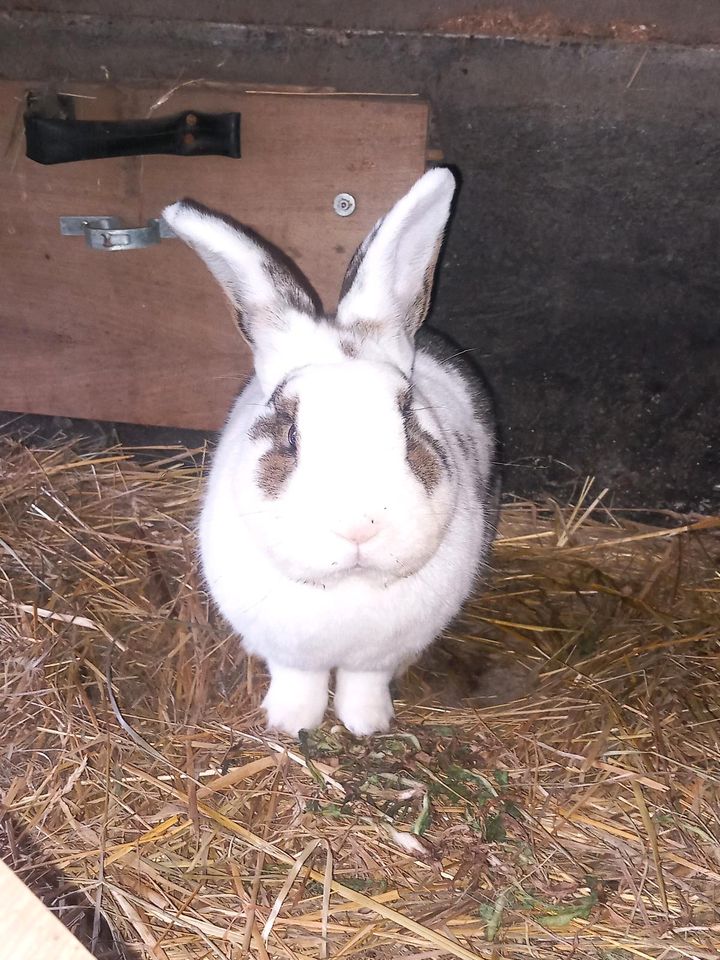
1, 435, 719, 959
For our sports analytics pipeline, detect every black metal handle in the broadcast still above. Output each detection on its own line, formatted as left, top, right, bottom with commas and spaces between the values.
25, 108, 241, 165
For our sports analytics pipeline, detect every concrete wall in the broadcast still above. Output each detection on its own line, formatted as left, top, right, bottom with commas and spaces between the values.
2, 2, 719, 510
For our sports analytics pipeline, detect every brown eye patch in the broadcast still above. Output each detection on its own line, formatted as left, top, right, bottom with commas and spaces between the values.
338, 320, 383, 359
398, 389, 447, 493
248, 385, 299, 498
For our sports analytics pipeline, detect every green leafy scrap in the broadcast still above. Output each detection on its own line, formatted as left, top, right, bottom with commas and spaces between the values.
425, 724, 456, 737
484, 812, 507, 842
480, 886, 600, 935
493, 769, 509, 787
376, 732, 422, 753
433, 765, 498, 807
537, 893, 597, 927
485, 892, 507, 941
298, 727, 345, 758
340, 876, 388, 894
412, 791, 433, 836
305, 800, 353, 820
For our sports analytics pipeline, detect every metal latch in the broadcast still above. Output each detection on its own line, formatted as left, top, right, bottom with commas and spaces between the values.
59, 216, 176, 251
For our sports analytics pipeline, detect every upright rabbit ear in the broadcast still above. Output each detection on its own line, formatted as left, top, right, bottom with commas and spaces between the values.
336, 168, 456, 341
162, 200, 321, 347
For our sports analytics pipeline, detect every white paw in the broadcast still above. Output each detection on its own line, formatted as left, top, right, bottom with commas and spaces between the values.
263, 666, 329, 737
335, 671, 395, 737
263, 695, 327, 737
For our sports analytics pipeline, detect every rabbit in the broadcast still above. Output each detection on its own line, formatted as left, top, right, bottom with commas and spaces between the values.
162, 167, 499, 738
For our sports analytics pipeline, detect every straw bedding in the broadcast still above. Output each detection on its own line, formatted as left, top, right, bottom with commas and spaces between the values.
1, 435, 719, 960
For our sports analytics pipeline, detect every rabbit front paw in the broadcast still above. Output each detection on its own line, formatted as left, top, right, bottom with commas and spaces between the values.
334, 669, 395, 737
263, 665, 330, 737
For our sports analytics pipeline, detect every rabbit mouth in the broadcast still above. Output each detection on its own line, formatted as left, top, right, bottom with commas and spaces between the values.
295, 554, 418, 588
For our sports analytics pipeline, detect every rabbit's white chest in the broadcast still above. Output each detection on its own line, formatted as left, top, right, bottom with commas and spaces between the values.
200, 456, 486, 674
202, 531, 476, 673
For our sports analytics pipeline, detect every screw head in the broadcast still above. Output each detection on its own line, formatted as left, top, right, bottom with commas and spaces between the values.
333, 192, 356, 217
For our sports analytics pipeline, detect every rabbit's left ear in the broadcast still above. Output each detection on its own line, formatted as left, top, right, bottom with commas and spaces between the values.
336, 168, 456, 338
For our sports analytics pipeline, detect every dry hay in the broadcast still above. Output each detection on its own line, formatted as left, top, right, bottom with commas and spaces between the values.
1, 435, 719, 960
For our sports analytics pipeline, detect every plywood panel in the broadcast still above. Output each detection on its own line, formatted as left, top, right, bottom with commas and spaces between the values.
0, 857, 93, 960
0, 82, 428, 428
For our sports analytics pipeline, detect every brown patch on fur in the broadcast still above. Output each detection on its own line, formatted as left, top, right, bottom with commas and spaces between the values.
263, 260, 317, 317
249, 385, 299, 498
234, 306, 249, 338
234, 261, 315, 344
399, 389, 446, 493
407, 241, 442, 333
353, 319, 382, 340
455, 431, 470, 456
339, 220, 382, 301
338, 320, 382, 358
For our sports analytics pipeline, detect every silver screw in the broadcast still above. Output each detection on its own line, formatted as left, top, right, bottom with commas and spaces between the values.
333, 193, 356, 217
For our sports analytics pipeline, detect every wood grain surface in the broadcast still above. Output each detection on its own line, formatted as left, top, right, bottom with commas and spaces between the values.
0, 857, 93, 960
0, 82, 428, 428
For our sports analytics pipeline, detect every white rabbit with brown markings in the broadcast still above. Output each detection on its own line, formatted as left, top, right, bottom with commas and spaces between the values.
163, 168, 499, 737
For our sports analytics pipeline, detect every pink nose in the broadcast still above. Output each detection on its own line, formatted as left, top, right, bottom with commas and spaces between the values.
335, 521, 378, 545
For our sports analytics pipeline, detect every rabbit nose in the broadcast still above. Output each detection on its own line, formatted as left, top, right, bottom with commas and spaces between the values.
335, 520, 378, 545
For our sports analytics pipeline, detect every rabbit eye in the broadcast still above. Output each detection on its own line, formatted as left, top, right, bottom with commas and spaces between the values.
287, 424, 298, 452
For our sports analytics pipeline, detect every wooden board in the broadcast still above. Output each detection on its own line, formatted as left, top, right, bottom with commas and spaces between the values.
0, 857, 93, 960
0, 82, 428, 429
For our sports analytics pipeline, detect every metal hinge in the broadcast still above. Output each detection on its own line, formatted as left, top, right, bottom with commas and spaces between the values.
59, 216, 176, 251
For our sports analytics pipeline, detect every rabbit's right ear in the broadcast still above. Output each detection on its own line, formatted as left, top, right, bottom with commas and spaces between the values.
162, 201, 321, 347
